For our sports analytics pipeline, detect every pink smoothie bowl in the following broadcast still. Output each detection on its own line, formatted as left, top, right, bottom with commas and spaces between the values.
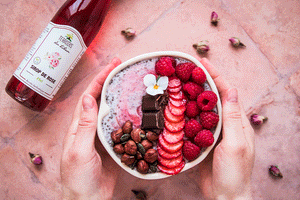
97, 51, 222, 180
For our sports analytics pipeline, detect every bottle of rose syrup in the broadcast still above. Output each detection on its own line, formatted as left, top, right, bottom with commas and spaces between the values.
5, 0, 111, 111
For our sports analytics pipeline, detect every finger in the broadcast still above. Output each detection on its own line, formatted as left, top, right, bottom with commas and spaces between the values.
73, 94, 99, 154
239, 102, 255, 152
200, 58, 231, 100
222, 88, 246, 145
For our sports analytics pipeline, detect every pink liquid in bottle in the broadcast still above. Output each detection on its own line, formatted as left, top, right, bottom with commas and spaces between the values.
5, 0, 111, 111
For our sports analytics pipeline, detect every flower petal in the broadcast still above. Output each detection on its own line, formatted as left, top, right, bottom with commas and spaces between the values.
157, 76, 169, 90
155, 87, 164, 95
144, 74, 156, 87
146, 86, 157, 96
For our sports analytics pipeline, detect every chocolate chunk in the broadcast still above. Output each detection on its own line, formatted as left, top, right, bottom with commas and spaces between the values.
141, 110, 164, 130
142, 94, 161, 111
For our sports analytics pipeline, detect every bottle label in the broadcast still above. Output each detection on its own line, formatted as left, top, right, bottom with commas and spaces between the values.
13, 22, 87, 100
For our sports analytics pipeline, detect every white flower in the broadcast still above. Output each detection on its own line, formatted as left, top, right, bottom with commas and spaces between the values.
143, 74, 168, 96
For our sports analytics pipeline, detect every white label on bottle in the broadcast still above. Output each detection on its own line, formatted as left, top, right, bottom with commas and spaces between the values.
13, 22, 87, 100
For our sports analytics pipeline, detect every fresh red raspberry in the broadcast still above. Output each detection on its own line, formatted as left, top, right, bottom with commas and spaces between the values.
175, 62, 196, 82
183, 82, 204, 100
197, 91, 218, 111
185, 101, 200, 118
194, 130, 214, 148
199, 111, 219, 129
182, 140, 201, 161
155, 56, 176, 76
184, 118, 202, 138
191, 67, 206, 85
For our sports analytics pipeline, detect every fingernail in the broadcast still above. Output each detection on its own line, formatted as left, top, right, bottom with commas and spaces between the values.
227, 88, 238, 102
82, 94, 94, 110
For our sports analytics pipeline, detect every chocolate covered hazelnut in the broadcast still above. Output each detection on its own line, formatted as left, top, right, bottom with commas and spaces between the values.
124, 140, 137, 155
144, 149, 158, 163
141, 139, 153, 151
113, 144, 124, 154
111, 129, 123, 143
121, 154, 135, 166
122, 120, 133, 134
137, 160, 149, 174
131, 128, 145, 143
146, 131, 159, 141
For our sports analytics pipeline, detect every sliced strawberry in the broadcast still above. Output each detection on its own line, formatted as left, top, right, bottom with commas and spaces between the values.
168, 86, 182, 93
157, 145, 182, 159
165, 118, 185, 133
158, 160, 185, 175
169, 91, 185, 100
168, 102, 186, 116
164, 106, 185, 123
162, 129, 184, 144
159, 134, 184, 153
158, 154, 183, 168
169, 98, 187, 107
168, 77, 182, 88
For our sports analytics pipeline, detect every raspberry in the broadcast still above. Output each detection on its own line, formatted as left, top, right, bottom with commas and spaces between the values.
155, 56, 176, 76
183, 82, 204, 100
191, 67, 206, 85
194, 130, 214, 148
199, 111, 219, 129
185, 101, 200, 118
182, 141, 201, 161
175, 62, 196, 82
197, 91, 218, 111
184, 118, 202, 138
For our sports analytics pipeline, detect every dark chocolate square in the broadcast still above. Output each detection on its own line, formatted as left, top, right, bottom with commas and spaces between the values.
141, 110, 164, 130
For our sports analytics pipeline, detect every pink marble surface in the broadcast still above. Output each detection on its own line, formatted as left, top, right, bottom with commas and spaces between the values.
0, 0, 299, 199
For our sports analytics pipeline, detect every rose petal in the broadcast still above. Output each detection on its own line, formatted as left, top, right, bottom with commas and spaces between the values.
144, 74, 156, 87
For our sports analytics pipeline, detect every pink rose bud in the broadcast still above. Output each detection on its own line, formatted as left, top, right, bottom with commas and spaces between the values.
29, 152, 43, 165
269, 165, 283, 178
250, 114, 268, 125
121, 28, 136, 38
229, 37, 246, 47
211, 11, 219, 26
193, 40, 210, 54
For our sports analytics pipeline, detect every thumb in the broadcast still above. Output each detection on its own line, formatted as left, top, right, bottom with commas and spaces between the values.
73, 94, 98, 154
222, 88, 244, 143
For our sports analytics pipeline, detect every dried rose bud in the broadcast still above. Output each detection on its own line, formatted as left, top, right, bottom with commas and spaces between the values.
211, 11, 219, 26
121, 28, 136, 38
29, 153, 42, 165
144, 149, 158, 163
229, 37, 246, 47
137, 160, 149, 174
131, 128, 145, 143
113, 144, 125, 154
193, 40, 210, 54
146, 131, 159, 141
132, 190, 147, 200
124, 140, 137, 155
250, 114, 268, 125
141, 140, 153, 152
111, 129, 123, 143
121, 154, 135, 166
122, 120, 133, 134
269, 165, 283, 178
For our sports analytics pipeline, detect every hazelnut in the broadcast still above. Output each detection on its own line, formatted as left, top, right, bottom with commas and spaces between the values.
113, 144, 124, 154
124, 140, 137, 155
111, 129, 123, 143
141, 139, 153, 151
137, 160, 149, 174
136, 151, 143, 160
121, 154, 135, 166
131, 128, 145, 143
146, 131, 159, 141
144, 149, 158, 163
122, 120, 133, 134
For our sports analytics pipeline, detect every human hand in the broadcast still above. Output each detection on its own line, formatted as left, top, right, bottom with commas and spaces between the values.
196, 58, 255, 200
60, 58, 122, 200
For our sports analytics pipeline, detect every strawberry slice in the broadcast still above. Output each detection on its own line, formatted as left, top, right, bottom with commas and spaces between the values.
158, 154, 183, 168
165, 118, 185, 133
159, 134, 184, 153
164, 106, 184, 123
158, 160, 185, 175
157, 145, 182, 159
169, 91, 185, 100
168, 102, 186, 116
168, 86, 182, 93
162, 129, 184, 144
168, 77, 182, 88
169, 98, 187, 107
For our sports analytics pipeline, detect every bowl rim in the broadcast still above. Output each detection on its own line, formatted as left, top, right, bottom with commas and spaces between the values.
97, 51, 222, 180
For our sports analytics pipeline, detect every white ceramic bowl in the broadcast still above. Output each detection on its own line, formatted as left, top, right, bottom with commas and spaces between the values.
97, 51, 222, 180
